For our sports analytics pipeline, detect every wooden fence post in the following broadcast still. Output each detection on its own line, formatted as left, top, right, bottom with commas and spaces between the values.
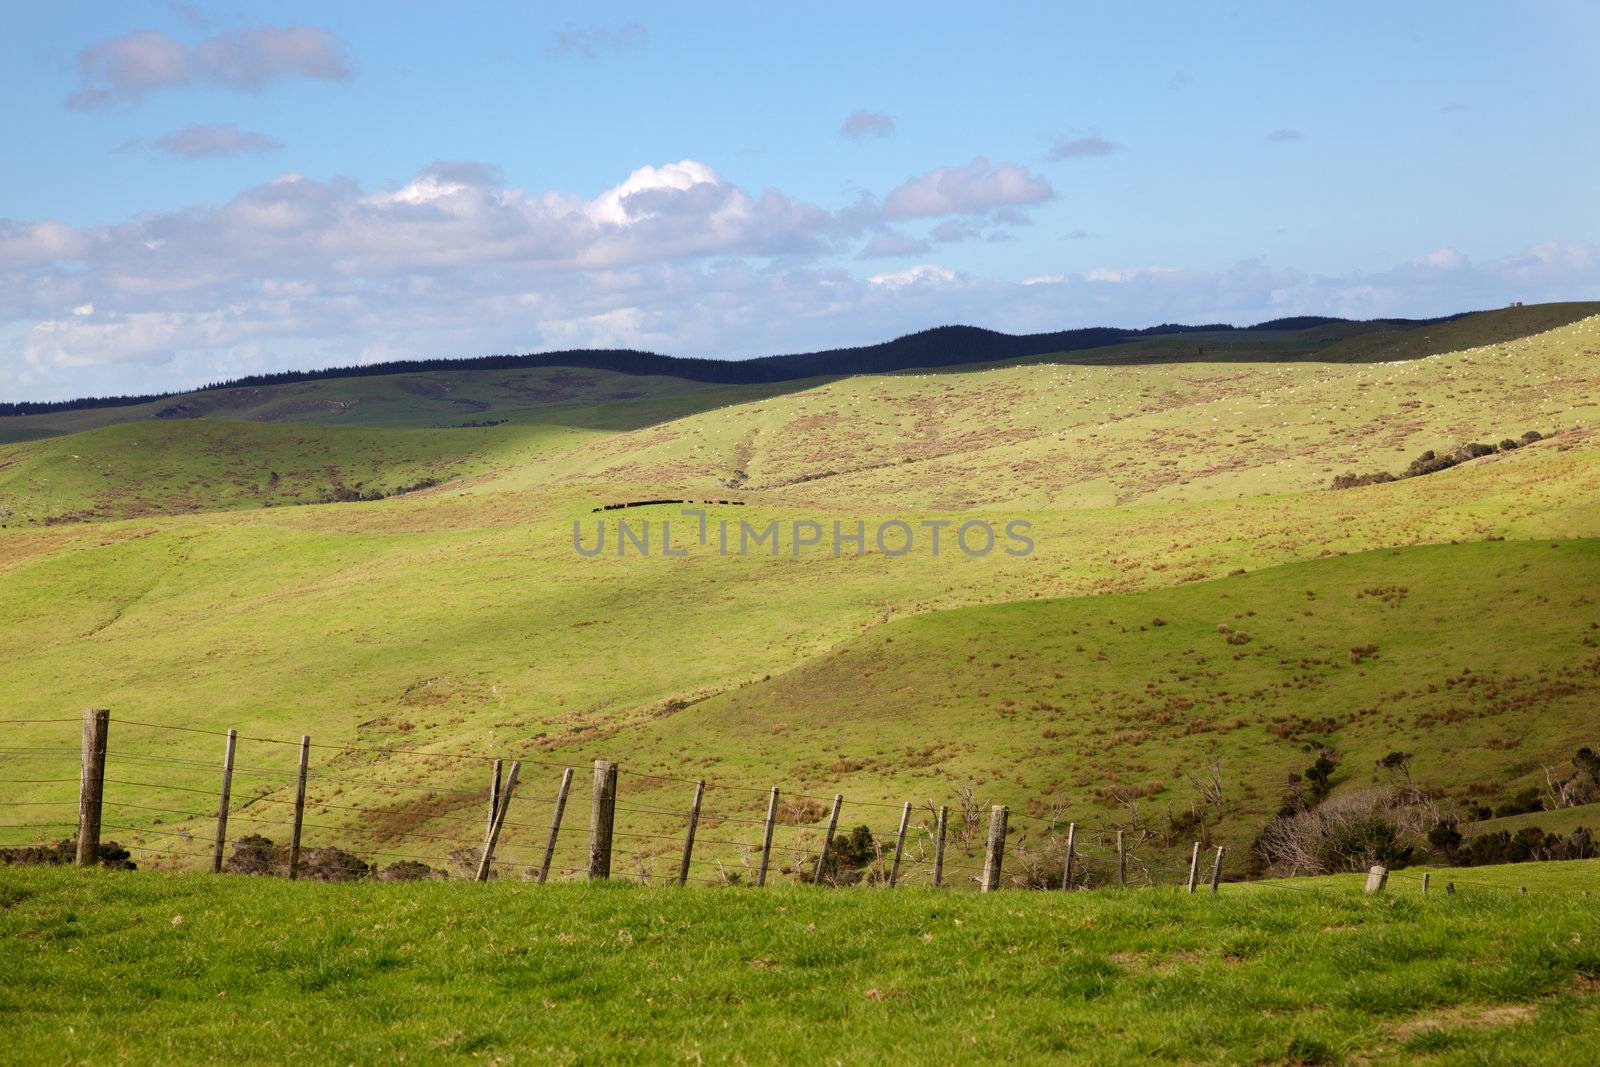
1060, 822, 1077, 891
76, 708, 109, 867
1186, 841, 1201, 893
536, 767, 573, 885
813, 794, 842, 885
756, 787, 779, 887
1421, 871, 1430, 895
1446, 881, 1456, 895
677, 779, 705, 887
588, 760, 618, 880
888, 802, 911, 887
1208, 846, 1225, 894
288, 734, 309, 880
486, 759, 503, 845
1116, 829, 1126, 888
981, 805, 1008, 892
475, 761, 520, 882
211, 728, 237, 874
932, 805, 948, 887
1364, 864, 1388, 894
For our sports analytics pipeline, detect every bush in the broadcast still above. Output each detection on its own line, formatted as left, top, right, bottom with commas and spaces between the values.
1255, 786, 1432, 875
0, 838, 135, 870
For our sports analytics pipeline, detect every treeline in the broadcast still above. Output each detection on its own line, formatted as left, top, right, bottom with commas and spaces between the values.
0, 313, 1463, 418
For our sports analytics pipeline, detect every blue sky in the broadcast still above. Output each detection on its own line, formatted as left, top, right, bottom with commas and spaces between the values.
2, 1, 1597, 400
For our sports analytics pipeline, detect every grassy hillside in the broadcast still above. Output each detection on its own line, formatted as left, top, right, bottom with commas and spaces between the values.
1, 862, 1597, 1064
1, 308, 1599, 879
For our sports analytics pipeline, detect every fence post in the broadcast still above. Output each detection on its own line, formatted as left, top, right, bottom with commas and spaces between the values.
537, 767, 573, 885
1208, 846, 1225, 894
486, 759, 503, 846
1116, 829, 1126, 888
1364, 864, 1388, 894
677, 779, 705, 887
587, 760, 618, 880
981, 805, 1008, 892
1446, 881, 1456, 895
211, 728, 237, 874
1186, 841, 1201, 893
889, 802, 911, 887
813, 794, 842, 885
1421, 871, 1430, 895
932, 805, 948, 887
1060, 822, 1077, 890
288, 734, 310, 880
756, 786, 779, 887
76, 708, 110, 867
475, 761, 520, 882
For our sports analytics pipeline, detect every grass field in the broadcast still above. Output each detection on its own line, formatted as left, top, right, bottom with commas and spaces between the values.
1, 860, 1597, 1064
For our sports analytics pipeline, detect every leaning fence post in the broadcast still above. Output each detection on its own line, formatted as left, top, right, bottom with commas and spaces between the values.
981, 805, 1008, 892
1208, 846, 1225, 894
1116, 829, 1126, 888
1421, 871, 1430, 895
1186, 841, 1201, 893
1364, 864, 1389, 894
536, 767, 573, 885
756, 786, 779, 887
932, 805, 948, 887
677, 779, 705, 887
475, 761, 520, 882
587, 760, 618, 880
486, 759, 503, 846
211, 728, 237, 874
889, 802, 911, 887
76, 708, 110, 867
288, 734, 310, 880
814, 794, 842, 885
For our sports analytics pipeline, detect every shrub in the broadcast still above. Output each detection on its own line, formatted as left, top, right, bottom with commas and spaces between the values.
1255, 786, 1432, 875
0, 838, 135, 870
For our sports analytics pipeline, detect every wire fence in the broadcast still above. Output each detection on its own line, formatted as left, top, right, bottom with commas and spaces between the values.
1, 714, 1590, 898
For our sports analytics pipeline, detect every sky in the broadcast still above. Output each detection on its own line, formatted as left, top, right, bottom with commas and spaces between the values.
2, 1, 1598, 401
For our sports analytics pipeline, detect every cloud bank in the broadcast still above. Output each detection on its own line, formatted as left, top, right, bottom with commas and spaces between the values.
1, 158, 1596, 401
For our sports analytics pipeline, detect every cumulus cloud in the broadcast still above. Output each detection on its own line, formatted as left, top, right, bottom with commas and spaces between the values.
867, 264, 962, 289
1048, 134, 1120, 159
3, 155, 1597, 401
881, 157, 1053, 220
1266, 128, 1304, 143
67, 25, 350, 108
840, 111, 896, 141
549, 23, 648, 58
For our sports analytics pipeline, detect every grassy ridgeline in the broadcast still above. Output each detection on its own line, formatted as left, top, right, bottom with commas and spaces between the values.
2, 862, 1598, 1064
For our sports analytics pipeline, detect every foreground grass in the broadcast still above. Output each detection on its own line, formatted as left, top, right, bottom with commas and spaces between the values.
2, 864, 1598, 1064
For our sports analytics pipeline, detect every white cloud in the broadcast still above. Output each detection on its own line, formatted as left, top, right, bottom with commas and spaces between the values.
868, 264, 961, 289
881, 157, 1053, 219
1410, 248, 1468, 270
2, 154, 1598, 401
67, 25, 350, 108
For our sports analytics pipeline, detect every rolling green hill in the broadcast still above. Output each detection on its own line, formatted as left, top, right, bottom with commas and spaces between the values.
2, 305, 1599, 883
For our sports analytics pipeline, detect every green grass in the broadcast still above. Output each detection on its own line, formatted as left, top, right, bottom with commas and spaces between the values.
1, 861, 1597, 1064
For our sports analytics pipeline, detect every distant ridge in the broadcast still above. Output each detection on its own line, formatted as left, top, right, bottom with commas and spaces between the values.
0, 314, 1466, 418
